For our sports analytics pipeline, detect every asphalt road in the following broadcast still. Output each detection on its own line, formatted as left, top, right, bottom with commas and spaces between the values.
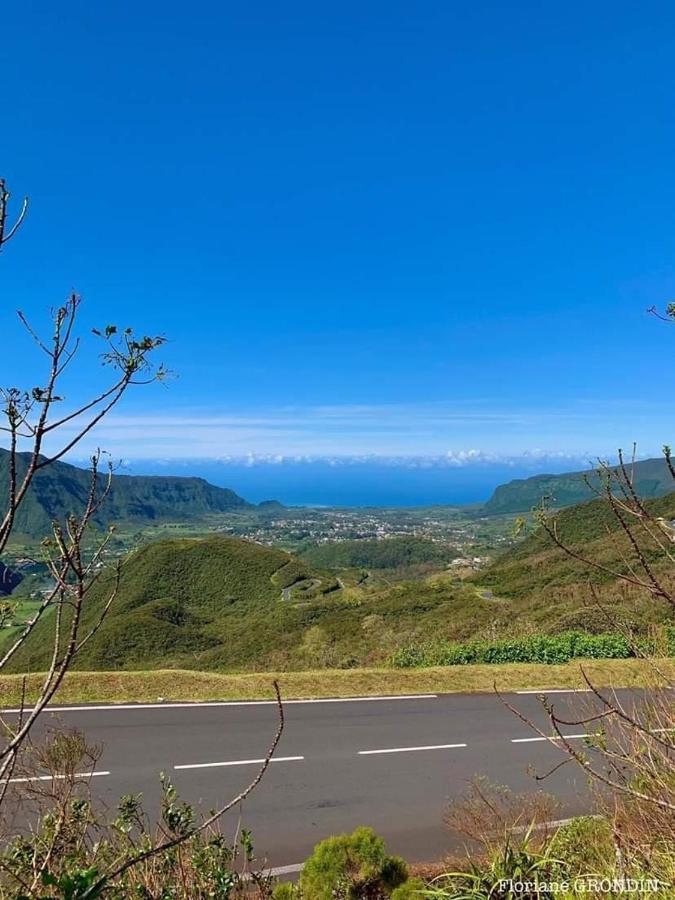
2, 689, 622, 871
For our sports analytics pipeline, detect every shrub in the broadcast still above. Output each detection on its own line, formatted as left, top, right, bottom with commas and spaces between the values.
548, 815, 613, 878
390, 630, 643, 668
298, 826, 408, 899
444, 777, 560, 851
390, 878, 427, 898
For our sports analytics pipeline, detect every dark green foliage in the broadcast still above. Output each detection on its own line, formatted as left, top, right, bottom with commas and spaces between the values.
9, 486, 675, 674
300, 536, 456, 570
296, 827, 408, 899
79, 598, 221, 668
390, 628, 675, 668
0, 448, 252, 539
12, 518, 670, 673
482, 456, 675, 515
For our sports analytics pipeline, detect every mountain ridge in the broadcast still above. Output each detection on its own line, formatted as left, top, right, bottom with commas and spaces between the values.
0, 448, 264, 539
482, 455, 674, 515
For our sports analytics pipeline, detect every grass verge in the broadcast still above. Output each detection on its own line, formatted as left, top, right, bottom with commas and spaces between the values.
0, 658, 672, 705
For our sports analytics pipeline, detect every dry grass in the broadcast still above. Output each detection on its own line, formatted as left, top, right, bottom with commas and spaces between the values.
0, 658, 672, 706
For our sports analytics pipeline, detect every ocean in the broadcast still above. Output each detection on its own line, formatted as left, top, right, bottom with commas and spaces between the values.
120, 458, 589, 507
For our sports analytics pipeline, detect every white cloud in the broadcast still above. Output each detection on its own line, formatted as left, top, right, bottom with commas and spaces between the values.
8, 399, 670, 462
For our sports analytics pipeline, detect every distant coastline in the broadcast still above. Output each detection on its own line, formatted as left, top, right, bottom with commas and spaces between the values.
113, 456, 596, 508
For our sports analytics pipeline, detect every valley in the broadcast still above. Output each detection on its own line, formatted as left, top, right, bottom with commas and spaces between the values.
3, 20, 674, 892
2, 453, 674, 679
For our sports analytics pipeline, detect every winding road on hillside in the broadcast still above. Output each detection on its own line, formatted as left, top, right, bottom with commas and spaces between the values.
280, 578, 322, 601
3, 689, 626, 875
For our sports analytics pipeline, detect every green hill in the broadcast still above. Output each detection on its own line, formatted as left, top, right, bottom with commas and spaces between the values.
7, 536, 320, 671
482, 456, 674, 515
7, 491, 675, 675
299, 536, 457, 570
475, 490, 675, 633
5, 534, 491, 672
0, 449, 254, 539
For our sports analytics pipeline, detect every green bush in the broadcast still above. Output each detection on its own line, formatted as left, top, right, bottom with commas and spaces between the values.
548, 815, 613, 877
390, 877, 427, 898
298, 826, 408, 899
389, 629, 665, 668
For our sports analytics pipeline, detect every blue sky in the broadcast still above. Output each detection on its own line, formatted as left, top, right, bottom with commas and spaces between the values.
1, 1, 673, 469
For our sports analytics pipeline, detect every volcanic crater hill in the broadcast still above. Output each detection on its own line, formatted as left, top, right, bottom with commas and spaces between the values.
4, 532, 500, 672
0, 448, 256, 539
4, 535, 339, 671
8, 490, 675, 673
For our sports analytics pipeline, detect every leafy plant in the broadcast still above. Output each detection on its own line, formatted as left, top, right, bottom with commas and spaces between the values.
390, 878, 427, 899
425, 827, 566, 899
296, 826, 408, 899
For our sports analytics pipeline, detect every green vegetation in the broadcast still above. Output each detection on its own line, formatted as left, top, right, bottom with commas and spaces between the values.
482, 455, 674, 514
0, 447, 253, 540
8, 489, 675, 673
479, 490, 675, 600
407, 810, 675, 897
547, 816, 613, 880
274, 827, 408, 899
299, 535, 456, 570
0, 728, 278, 898
4, 535, 498, 672
431, 832, 566, 899
5, 465, 675, 678
6, 535, 329, 671
391, 629, 675, 668
268, 813, 675, 898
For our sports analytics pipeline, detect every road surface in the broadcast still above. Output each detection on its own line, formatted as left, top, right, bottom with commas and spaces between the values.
3, 689, 620, 871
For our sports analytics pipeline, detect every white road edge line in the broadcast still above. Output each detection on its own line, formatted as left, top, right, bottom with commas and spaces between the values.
515, 689, 592, 695
174, 756, 304, 770
264, 863, 304, 877
514, 727, 672, 744
512, 734, 588, 743
358, 743, 467, 755
1, 694, 438, 714
4, 771, 111, 784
